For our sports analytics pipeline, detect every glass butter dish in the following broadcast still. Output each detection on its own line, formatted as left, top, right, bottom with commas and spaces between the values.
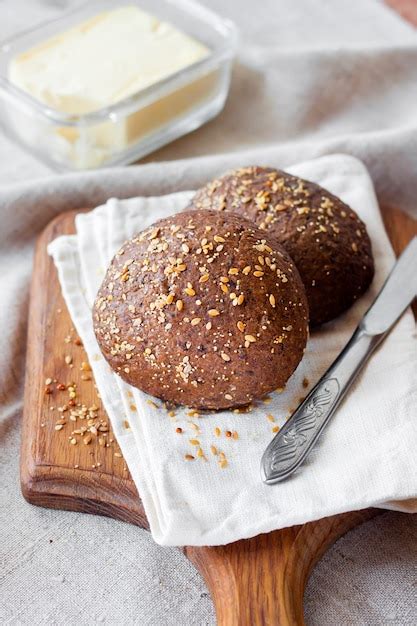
0, 0, 237, 170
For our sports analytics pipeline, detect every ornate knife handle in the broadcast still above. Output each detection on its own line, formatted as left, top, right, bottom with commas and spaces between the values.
261, 328, 383, 484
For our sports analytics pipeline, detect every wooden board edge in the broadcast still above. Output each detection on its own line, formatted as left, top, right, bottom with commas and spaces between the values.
20, 209, 149, 529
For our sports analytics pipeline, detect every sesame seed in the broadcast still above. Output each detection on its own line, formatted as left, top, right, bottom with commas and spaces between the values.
269, 294, 276, 307
189, 439, 200, 446
185, 287, 196, 296
199, 274, 209, 283
208, 309, 220, 317
228, 267, 239, 275
185, 454, 195, 461
215, 427, 221, 437
244, 335, 256, 343
210, 445, 218, 455
237, 294, 245, 305
181, 243, 190, 253
221, 352, 231, 362
242, 266, 251, 275
176, 300, 184, 311
254, 271, 264, 277
191, 317, 201, 326
237, 321, 246, 332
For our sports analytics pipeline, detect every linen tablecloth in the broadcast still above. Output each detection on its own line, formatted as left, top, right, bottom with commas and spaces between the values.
0, 1, 416, 624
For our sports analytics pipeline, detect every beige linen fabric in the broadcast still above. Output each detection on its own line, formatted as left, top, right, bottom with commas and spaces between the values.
1, 0, 416, 624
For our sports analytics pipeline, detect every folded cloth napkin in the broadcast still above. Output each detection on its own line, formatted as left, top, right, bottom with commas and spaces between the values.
48, 154, 417, 547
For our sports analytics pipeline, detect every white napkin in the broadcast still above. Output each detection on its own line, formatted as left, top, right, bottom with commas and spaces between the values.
48, 154, 417, 547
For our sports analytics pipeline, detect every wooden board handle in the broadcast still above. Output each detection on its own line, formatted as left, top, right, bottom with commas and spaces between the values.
186, 509, 380, 625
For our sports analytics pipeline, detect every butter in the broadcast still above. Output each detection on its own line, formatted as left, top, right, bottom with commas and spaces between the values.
8, 6, 214, 167
9, 6, 209, 114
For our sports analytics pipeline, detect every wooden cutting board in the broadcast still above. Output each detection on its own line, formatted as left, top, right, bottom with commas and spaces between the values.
21, 205, 416, 625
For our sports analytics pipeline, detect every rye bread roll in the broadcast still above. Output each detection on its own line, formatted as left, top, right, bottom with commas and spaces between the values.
189, 167, 374, 326
93, 209, 308, 409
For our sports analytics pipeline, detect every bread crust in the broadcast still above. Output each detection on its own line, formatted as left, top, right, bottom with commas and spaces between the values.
93, 209, 308, 409
190, 167, 374, 326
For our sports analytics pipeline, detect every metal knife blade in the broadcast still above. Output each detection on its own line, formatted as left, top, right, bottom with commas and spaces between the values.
361, 237, 417, 335
261, 236, 417, 485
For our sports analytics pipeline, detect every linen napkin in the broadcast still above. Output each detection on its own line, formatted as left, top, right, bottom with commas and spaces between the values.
48, 154, 417, 547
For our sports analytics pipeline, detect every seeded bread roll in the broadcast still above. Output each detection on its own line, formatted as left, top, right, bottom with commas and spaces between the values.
93, 209, 308, 409
189, 167, 374, 326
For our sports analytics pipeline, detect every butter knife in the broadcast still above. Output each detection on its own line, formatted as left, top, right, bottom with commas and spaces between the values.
261, 236, 417, 484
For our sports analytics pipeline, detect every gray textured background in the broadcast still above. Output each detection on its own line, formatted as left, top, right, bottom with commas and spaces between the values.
0, 1, 416, 624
